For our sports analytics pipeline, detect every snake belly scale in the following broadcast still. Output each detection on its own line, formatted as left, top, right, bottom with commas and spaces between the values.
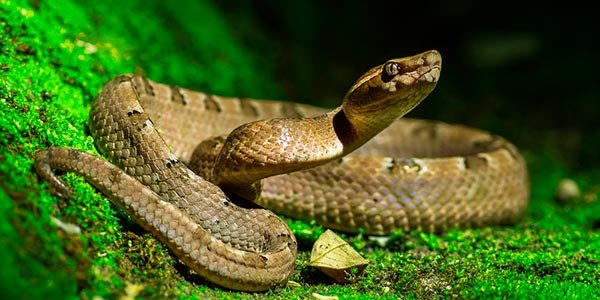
35, 50, 529, 291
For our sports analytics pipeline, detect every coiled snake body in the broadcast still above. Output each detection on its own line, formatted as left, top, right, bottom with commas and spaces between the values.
35, 50, 529, 291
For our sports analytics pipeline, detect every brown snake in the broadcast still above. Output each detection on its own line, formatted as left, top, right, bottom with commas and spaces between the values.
35, 50, 529, 291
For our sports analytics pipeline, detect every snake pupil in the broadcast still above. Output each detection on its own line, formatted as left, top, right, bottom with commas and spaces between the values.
382, 62, 400, 82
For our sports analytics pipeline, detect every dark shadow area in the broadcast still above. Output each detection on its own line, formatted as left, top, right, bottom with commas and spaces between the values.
213, 0, 598, 169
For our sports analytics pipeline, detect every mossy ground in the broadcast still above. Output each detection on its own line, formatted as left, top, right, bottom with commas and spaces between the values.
1, 1, 599, 299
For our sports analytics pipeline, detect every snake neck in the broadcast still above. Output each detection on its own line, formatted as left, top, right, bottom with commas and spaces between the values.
212, 105, 397, 197
332, 106, 398, 154
213, 108, 344, 190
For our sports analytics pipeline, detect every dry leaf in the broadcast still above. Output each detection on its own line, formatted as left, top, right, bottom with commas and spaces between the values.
308, 230, 369, 283
312, 292, 339, 300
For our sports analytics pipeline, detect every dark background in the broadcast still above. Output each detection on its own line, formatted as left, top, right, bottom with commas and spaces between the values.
212, 0, 598, 169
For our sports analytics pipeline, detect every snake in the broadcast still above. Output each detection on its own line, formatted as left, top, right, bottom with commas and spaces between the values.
34, 50, 529, 291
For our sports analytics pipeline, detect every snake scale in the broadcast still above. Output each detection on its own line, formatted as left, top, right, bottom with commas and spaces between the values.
35, 50, 529, 291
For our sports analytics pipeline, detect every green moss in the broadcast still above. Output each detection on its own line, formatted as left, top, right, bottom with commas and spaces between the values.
1, 0, 599, 299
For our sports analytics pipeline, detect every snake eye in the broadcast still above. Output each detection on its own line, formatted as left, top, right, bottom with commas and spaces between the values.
382, 62, 401, 82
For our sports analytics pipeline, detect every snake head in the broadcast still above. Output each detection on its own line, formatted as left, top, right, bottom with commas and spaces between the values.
342, 50, 442, 131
